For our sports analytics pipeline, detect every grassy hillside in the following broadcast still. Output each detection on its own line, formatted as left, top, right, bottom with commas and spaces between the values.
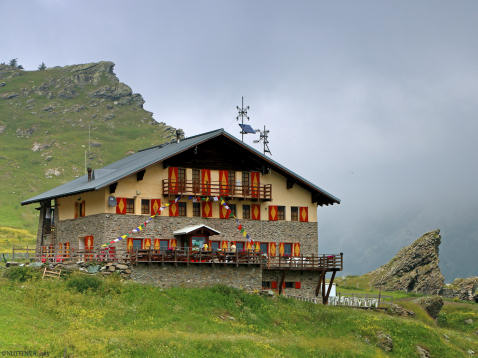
0, 268, 477, 357
0, 62, 177, 244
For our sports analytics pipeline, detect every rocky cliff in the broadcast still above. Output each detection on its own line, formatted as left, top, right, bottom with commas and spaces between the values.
441, 277, 478, 302
0, 61, 178, 234
368, 229, 445, 294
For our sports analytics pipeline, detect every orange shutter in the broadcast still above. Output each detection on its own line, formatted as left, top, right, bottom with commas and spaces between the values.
85, 236, 94, 261
81, 200, 86, 217
127, 238, 134, 252
293, 243, 301, 257
74, 202, 78, 219
251, 204, 261, 220
299, 207, 309, 222
169, 238, 177, 250
295, 281, 301, 289
254, 241, 260, 252
116, 197, 127, 214
154, 239, 160, 250
219, 205, 230, 219
64, 242, 70, 258
202, 201, 212, 218
269, 242, 277, 256
268, 206, 278, 221
143, 238, 151, 250
251, 171, 260, 198
151, 199, 161, 216
201, 169, 211, 195
246, 241, 253, 250
219, 170, 229, 195
169, 202, 179, 217
221, 240, 229, 250
279, 242, 285, 256
168, 167, 178, 194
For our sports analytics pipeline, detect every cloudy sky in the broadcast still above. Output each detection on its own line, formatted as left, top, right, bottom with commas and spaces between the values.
2, 1, 477, 280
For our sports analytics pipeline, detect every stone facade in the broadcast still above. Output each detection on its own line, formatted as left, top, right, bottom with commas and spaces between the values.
54, 213, 318, 255
131, 264, 261, 291
262, 269, 321, 298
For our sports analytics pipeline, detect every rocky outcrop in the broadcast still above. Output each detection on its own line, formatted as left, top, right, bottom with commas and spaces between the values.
417, 296, 443, 319
441, 277, 478, 302
368, 230, 445, 294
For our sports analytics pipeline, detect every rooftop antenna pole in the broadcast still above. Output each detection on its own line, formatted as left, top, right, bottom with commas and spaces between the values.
236, 96, 250, 141
253, 125, 272, 156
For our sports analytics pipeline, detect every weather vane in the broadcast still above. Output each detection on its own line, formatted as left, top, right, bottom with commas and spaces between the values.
236, 96, 254, 141
254, 125, 272, 156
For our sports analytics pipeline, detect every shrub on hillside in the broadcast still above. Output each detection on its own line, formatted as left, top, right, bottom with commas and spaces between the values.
66, 272, 102, 293
3, 266, 40, 282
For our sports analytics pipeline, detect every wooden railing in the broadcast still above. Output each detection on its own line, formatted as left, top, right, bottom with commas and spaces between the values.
162, 180, 272, 200
35, 247, 343, 272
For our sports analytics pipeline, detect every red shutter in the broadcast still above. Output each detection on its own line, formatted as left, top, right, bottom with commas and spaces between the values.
74, 202, 78, 219
116, 197, 127, 214
151, 199, 162, 216
168, 167, 179, 194
127, 238, 133, 252
202, 201, 212, 218
246, 241, 253, 250
251, 171, 260, 198
254, 241, 260, 252
268, 206, 278, 221
169, 238, 177, 250
221, 240, 229, 250
169, 202, 179, 217
143, 238, 151, 249
81, 200, 85, 217
293, 243, 301, 257
295, 281, 301, 289
269, 242, 276, 257
219, 170, 229, 195
219, 205, 230, 219
201, 169, 211, 195
282, 281, 286, 289
154, 239, 160, 250
279, 242, 285, 257
299, 207, 309, 222
271, 281, 278, 289
251, 204, 261, 220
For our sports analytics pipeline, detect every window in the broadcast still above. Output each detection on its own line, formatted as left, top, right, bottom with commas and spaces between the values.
132, 239, 142, 250
229, 204, 237, 217
277, 206, 285, 220
160, 240, 169, 251
141, 199, 150, 215
178, 167, 186, 191
75, 201, 85, 218
242, 172, 250, 196
285, 282, 295, 289
126, 199, 135, 214
210, 241, 220, 252
284, 243, 292, 256
178, 202, 187, 216
192, 168, 200, 192
242, 204, 250, 219
260, 242, 268, 254
228, 170, 236, 195
193, 202, 200, 217
262, 281, 271, 289
291, 207, 299, 221
236, 242, 245, 252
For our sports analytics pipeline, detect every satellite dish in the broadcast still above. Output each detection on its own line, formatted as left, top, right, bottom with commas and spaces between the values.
108, 196, 117, 207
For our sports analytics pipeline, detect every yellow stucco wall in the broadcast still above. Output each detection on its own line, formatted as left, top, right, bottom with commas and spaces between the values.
58, 165, 318, 222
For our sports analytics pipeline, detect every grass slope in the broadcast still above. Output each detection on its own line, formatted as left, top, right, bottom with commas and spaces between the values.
0, 62, 177, 245
0, 269, 477, 357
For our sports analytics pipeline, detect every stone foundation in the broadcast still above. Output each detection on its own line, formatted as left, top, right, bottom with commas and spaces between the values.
262, 269, 322, 298
131, 264, 262, 291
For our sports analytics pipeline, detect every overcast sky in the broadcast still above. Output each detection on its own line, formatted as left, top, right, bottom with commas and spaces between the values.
2, 1, 477, 280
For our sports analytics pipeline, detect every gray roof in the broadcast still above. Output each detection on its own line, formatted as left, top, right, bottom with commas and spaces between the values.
173, 224, 221, 236
22, 128, 340, 206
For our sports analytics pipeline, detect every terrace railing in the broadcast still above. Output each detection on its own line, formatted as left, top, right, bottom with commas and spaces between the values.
162, 179, 272, 201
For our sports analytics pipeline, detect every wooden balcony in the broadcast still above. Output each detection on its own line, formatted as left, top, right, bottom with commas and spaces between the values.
162, 179, 272, 201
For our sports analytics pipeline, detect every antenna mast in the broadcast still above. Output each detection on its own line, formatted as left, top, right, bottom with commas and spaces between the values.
253, 125, 272, 156
236, 96, 250, 141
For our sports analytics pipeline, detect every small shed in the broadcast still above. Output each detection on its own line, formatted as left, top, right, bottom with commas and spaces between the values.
173, 224, 221, 250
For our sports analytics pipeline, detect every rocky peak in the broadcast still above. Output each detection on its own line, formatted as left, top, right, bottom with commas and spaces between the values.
368, 229, 445, 294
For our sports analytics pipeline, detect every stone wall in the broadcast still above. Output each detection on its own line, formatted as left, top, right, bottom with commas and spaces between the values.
131, 263, 262, 291
263, 269, 322, 298
55, 213, 319, 255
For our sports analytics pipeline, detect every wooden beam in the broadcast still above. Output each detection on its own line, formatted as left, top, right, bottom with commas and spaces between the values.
323, 271, 337, 305
315, 271, 325, 297
278, 271, 286, 295
286, 178, 295, 189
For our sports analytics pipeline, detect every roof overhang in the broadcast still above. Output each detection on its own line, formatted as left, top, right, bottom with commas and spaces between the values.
173, 224, 221, 236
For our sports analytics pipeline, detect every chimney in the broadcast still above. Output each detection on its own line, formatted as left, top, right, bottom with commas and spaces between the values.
176, 129, 181, 143
87, 167, 93, 182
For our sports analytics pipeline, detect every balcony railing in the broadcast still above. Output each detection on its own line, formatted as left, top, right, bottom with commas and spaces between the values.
162, 179, 272, 200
